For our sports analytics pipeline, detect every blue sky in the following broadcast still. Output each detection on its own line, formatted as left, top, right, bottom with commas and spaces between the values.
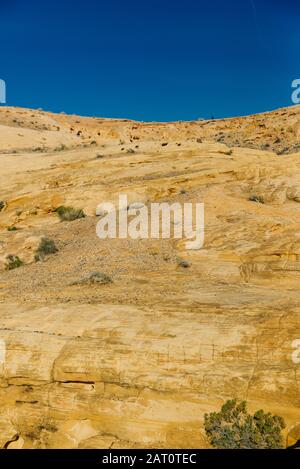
0, 0, 299, 121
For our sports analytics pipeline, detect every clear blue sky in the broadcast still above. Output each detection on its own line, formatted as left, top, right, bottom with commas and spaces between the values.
0, 0, 299, 121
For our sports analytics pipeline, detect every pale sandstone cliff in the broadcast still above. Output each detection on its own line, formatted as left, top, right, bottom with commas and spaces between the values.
0, 105, 299, 448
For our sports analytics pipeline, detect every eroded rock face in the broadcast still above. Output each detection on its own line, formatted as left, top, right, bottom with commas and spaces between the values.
287, 424, 300, 448
0, 303, 299, 448
0, 105, 299, 448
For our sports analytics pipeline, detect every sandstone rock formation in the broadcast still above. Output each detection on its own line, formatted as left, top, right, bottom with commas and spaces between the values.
0, 105, 299, 448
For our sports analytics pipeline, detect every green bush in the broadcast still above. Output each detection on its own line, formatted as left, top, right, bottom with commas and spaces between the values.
55, 205, 85, 222
204, 399, 285, 449
5, 255, 23, 270
35, 237, 58, 261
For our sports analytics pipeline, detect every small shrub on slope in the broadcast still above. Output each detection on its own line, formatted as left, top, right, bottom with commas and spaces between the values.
204, 399, 285, 449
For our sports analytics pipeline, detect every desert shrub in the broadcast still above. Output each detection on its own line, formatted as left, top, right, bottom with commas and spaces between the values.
72, 271, 112, 286
249, 195, 264, 204
87, 272, 112, 285
55, 206, 85, 222
35, 237, 58, 261
204, 399, 285, 449
177, 258, 190, 268
7, 226, 18, 231
0, 201, 5, 211
5, 255, 23, 270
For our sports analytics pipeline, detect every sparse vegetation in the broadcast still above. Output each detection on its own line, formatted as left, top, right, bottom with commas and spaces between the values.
249, 195, 265, 204
177, 258, 190, 268
7, 226, 18, 231
5, 255, 23, 270
55, 205, 85, 222
0, 200, 6, 211
72, 271, 113, 286
204, 399, 285, 449
35, 237, 58, 261
87, 272, 112, 285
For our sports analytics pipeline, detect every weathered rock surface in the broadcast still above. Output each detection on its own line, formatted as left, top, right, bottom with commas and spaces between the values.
0, 105, 299, 448
0, 303, 299, 449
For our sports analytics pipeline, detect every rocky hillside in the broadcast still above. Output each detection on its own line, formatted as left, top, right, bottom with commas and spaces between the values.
0, 105, 299, 448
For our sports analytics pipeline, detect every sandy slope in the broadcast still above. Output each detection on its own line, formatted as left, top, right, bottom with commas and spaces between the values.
0, 105, 299, 448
